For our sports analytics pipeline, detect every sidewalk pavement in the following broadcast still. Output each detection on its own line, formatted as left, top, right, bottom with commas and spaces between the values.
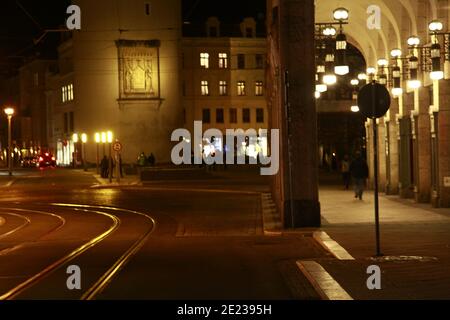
304, 186, 450, 300
0, 171, 15, 188
87, 169, 141, 187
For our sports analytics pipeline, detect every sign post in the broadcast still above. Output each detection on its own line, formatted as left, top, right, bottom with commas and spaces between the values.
113, 141, 123, 184
358, 81, 391, 257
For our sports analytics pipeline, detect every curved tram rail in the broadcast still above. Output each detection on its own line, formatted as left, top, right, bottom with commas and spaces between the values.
0, 204, 156, 300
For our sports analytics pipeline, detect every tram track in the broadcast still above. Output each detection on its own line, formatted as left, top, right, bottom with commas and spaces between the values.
0, 203, 156, 300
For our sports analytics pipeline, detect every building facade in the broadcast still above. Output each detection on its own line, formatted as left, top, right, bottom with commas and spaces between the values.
182, 17, 268, 157
47, 0, 183, 165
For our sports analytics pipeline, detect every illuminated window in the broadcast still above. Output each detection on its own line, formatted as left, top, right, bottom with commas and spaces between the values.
62, 87, 67, 103
201, 81, 209, 96
202, 108, 211, 123
242, 108, 251, 123
219, 53, 228, 68
237, 81, 246, 96
219, 81, 228, 96
200, 53, 210, 68
256, 108, 264, 123
216, 108, 224, 123
62, 84, 74, 103
68, 84, 74, 101
229, 108, 237, 124
255, 81, 263, 96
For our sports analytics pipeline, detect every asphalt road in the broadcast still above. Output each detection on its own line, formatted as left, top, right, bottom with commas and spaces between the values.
0, 168, 325, 300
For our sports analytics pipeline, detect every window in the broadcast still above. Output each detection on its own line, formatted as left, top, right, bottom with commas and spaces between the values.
229, 108, 237, 124
62, 84, 74, 103
202, 108, 211, 123
145, 3, 151, 15
62, 87, 67, 103
219, 53, 228, 69
219, 81, 228, 96
200, 53, 210, 68
63, 113, 68, 133
237, 54, 245, 69
216, 108, 224, 123
256, 108, 264, 123
237, 81, 246, 96
68, 84, 74, 101
69, 111, 74, 132
256, 54, 264, 69
242, 108, 251, 123
255, 81, 263, 96
201, 80, 209, 96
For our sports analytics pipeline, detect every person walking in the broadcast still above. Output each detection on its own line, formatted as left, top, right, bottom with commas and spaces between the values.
341, 154, 351, 190
100, 155, 108, 178
349, 151, 369, 200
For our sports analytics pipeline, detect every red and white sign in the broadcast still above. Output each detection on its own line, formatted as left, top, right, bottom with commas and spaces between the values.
113, 141, 122, 152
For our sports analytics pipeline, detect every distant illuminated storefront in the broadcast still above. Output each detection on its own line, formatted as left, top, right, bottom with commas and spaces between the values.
56, 139, 75, 166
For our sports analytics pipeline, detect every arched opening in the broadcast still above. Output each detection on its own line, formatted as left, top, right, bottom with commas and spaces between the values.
317, 43, 367, 177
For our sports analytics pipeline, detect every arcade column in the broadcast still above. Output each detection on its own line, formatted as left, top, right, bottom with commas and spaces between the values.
411, 86, 431, 203
436, 79, 450, 207
269, 0, 320, 227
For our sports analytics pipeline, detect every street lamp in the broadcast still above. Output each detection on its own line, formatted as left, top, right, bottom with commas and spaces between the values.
407, 55, 421, 89
72, 133, 78, 168
4, 107, 15, 176
333, 7, 349, 22
430, 42, 444, 80
107, 131, 113, 183
81, 133, 87, 171
95, 132, 100, 174
101, 132, 107, 157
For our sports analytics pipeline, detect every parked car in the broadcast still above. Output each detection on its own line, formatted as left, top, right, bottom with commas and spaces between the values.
38, 152, 56, 168
21, 156, 38, 168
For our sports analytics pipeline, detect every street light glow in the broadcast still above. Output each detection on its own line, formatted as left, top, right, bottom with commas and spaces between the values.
73, 133, 79, 143
366, 67, 376, 75
333, 7, 349, 21
407, 36, 420, 47
351, 105, 360, 113
390, 48, 402, 58
95, 132, 101, 143
377, 59, 388, 67
107, 131, 113, 143
4, 107, 15, 117
428, 20, 443, 32
81, 133, 88, 143
101, 132, 107, 143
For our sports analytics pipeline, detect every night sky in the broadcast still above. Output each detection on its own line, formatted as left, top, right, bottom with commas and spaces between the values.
0, 0, 265, 75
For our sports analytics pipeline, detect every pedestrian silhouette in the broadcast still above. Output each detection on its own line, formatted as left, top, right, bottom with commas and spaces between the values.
350, 152, 369, 200
100, 155, 109, 178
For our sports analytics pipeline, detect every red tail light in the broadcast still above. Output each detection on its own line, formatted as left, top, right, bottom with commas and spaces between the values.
51, 157, 56, 161
39, 157, 44, 162
45, 153, 49, 157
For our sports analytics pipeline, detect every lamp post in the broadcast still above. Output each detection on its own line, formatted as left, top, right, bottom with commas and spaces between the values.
72, 133, 79, 168
4, 107, 15, 176
81, 133, 87, 172
95, 133, 100, 174
101, 132, 107, 157
107, 131, 113, 183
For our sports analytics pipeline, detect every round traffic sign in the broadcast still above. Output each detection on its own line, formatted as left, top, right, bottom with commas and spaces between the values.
357, 83, 391, 119
113, 141, 122, 152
